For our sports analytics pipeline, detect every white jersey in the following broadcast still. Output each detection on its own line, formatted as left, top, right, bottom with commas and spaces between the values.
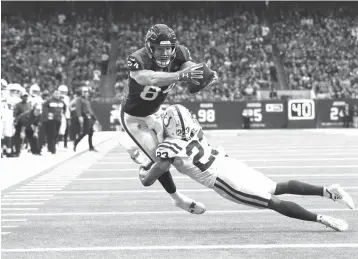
155, 130, 224, 188
6, 95, 21, 110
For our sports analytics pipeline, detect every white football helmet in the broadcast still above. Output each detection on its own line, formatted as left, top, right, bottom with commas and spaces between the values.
29, 84, 41, 97
58, 84, 68, 96
163, 104, 201, 141
8, 83, 23, 98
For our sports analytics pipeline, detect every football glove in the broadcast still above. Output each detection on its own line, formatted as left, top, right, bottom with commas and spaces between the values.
177, 64, 204, 86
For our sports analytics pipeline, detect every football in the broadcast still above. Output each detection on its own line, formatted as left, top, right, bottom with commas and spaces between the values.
187, 62, 215, 94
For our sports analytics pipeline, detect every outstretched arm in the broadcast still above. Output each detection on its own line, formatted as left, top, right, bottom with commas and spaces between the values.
130, 70, 179, 87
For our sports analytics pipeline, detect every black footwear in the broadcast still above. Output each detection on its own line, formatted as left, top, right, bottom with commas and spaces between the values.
89, 148, 98, 152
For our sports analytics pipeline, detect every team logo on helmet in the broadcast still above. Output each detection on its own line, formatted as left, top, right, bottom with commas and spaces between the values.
163, 105, 201, 141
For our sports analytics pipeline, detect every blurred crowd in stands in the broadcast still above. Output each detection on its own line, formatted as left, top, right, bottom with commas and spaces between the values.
1, 1, 358, 102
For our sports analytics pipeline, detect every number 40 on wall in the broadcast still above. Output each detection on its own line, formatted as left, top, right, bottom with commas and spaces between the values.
288, 100, 315, 120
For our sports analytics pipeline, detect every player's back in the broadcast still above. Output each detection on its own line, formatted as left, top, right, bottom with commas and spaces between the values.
122, 45, 190, 117
156, 130, 224, 188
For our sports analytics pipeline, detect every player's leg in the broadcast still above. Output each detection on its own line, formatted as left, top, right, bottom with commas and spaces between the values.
4, 112, 14, 156
45, 121, 54, 153
120, 111, 205, 214
13, 123, 22, 156
274, 180, 354, 209
213, 159, 348, 231
25, 126, 37, 154
73, 120, 87, 152
87, 118, 96, 151
63, 121, 69, 148
267, 196, 348, 231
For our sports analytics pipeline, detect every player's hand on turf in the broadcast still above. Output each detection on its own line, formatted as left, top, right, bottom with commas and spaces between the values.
178, 64, 204, 86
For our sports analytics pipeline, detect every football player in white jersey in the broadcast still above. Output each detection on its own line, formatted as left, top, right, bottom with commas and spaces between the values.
2, 83, 24, 156
139, 104, 355, 231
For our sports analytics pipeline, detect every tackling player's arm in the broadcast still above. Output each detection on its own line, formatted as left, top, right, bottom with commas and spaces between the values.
139, 159, 171, 187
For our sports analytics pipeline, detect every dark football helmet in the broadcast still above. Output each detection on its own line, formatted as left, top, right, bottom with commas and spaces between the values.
145, 24, 177, 68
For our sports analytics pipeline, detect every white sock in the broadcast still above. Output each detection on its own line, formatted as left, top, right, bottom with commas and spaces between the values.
170, 192, 187, 202
317, 214, 323, 222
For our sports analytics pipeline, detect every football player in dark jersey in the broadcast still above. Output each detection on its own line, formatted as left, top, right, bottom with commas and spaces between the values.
119, 24, 217, 214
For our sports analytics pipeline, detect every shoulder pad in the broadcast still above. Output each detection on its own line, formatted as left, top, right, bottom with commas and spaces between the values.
127, 48, 151, 71
176, 45, 193, 62
156, 138, 186, 159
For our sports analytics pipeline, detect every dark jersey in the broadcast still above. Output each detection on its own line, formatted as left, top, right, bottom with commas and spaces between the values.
122, 45, 192, 117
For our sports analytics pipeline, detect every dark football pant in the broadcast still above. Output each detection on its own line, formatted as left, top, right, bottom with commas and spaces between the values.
70, 117, 80, 141
13, 124, 22, 156
25, 127, 41, 155
13, 125, 41, 155
62, 120, 70, 148
74, 117, 94, 149
38, 123, 47, 148
45, 120, 61, 154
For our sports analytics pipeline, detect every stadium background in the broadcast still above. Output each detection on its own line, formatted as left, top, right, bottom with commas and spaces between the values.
1, 1, 358, 130
2, 2, 358, 258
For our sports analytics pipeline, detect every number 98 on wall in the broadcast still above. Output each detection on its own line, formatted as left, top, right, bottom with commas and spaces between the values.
288, 100, 315, 120
194, 109, 216, 123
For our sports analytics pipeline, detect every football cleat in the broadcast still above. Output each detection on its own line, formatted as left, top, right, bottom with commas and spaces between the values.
318, 215, 348, 232
172, 198, 206, 215
326, 184, 355, 209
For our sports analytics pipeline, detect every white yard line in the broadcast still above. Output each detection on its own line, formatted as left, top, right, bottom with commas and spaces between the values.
3, 195, 54, 197
1, 208, 39, 211
3, 243, 358, 252
16, 188, 63, 191
1, 208, 356, 217
1, 219, 27, 222
1, 202, 44, 205
1, 199, 49, 201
